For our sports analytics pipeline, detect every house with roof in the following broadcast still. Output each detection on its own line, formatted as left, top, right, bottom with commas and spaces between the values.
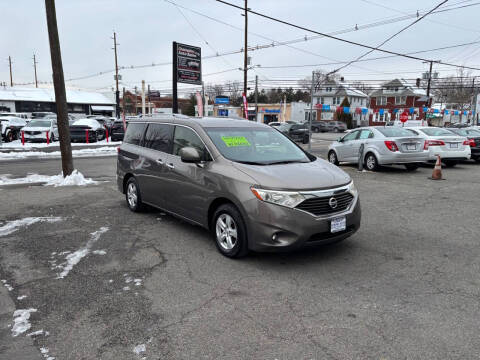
305, 79, 369, 126
368, 79, 432, 125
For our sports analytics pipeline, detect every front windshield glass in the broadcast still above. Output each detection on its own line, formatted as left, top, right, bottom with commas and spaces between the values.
420, 128, 455, 136
28, 120, 51, 128
205, 127, 310, 165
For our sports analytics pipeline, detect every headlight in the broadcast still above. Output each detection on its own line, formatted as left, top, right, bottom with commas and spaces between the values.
347, 181, 358, 197
251, 187, 305, 208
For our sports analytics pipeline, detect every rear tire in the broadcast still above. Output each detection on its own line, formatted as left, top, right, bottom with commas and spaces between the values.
313, 127, 319, 133
404, 164, 419, 171
443, 160, 457, 168
364, 153, 379, 171
334, 127, 339, 133
125, 177, 145, 212
328, 151, 339, 165
212, 204, 248, 258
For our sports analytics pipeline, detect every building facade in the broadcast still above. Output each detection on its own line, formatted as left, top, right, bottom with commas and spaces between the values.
368, 79, 431, 125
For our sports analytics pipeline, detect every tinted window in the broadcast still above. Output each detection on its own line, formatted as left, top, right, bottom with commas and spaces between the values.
376, 127, 417, 137
123, 123, 146, 146
144, 124, 173, 153
173, 126, 210, 161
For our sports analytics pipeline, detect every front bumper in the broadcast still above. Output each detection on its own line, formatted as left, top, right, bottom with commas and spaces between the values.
24, 132, 48, 142
243, 195, 361, 252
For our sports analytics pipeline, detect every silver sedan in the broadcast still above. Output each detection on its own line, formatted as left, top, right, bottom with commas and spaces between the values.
328, 126, 430, 171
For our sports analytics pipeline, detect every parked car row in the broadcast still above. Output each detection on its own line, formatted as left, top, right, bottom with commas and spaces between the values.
327, 126, 480, 171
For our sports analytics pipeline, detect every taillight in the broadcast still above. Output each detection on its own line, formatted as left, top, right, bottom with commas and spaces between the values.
117, 146, 120, 153
463, 139, 475, 147
424, 140, 445, 150
384, 140, 399, 152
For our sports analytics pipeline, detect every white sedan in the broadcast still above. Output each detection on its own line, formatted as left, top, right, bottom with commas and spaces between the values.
21, 118, 58, 142
406, 127, 471, 167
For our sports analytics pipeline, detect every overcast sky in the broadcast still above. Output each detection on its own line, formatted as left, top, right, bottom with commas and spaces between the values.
1, 0, 479, 96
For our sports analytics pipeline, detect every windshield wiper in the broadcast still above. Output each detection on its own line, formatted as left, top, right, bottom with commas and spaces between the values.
265, 160, 307, 165
235, 161, 267, 165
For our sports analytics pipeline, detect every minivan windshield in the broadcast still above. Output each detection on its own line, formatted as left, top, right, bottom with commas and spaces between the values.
205, 127, 311, 165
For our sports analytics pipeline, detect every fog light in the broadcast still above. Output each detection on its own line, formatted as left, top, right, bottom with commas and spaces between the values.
272, 233, 277, 241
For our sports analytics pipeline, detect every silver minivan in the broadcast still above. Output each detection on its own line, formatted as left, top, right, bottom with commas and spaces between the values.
117, 115, 361, 258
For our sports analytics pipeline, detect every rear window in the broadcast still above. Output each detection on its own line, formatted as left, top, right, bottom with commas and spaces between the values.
419, 128, 454, 136
123, 123, 146, 146
376, 127, 417, 137
451, 128, 480, 136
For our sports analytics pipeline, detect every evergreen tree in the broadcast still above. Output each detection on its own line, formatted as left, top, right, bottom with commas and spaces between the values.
338, 97, 353, 129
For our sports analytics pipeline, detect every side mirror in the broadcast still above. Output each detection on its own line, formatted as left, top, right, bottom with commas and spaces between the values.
179, 147, 201, 163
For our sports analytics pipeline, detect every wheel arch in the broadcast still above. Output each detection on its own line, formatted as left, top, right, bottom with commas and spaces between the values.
122, 173, 135, 194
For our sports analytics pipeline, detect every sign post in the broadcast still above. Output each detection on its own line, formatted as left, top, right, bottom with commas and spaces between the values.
173, 42, 202, 114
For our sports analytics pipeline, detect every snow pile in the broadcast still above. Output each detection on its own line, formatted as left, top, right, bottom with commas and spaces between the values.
44, 170, 97, 187
92, 249, 106, 255
133, 344, 146, 355
17, 295, 27, 300
27, 329, 44, 337
1, 279, 13, 291
40, 346, 55, 360
2, 139, 121, 149
0, 171, 97, 187
0, 146, 117, 160
56, 227, 109, 279
0, 216, 63, 237
11, 308, 37, 337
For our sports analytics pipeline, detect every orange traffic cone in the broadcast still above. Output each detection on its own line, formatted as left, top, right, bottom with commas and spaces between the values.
431, 155, 442, 180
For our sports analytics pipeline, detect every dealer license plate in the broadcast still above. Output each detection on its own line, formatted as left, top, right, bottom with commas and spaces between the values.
406, 144, 416, 150
331, 216, 346, 233
450, 143, 458, 149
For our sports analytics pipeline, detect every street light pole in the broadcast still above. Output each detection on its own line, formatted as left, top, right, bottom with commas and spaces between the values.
113, 32, 120, 119
308, 71, 315, 152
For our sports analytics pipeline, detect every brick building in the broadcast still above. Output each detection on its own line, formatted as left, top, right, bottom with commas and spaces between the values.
368, 79, 432, 125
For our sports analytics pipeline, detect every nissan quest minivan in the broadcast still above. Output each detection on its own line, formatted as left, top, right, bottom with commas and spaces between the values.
117, 115, 361, 258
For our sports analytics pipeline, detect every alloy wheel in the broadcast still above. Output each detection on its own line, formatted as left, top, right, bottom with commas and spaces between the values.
366, 155, 376, 170
215, 214, 238, 250
127, 183, 137, 208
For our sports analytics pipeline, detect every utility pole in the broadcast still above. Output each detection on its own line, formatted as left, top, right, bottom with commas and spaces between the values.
141, 80, 146, 116
134, 86, 138, 115
254, 75, 258, 122
33, 54, 38, 88
8, 56, 13, 87
113, 32, 120, 119
122, 87, 126, 115
44, 0, 74, 176
243, 0, 248, 110
147, 84, 151, 115
308, 71, 315, 151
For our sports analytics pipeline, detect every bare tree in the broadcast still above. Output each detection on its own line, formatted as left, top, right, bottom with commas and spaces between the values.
298, 70, 341, 92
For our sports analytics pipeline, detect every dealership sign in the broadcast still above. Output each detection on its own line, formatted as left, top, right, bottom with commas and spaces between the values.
175, 42, 202, 85
215, 97, 229, 104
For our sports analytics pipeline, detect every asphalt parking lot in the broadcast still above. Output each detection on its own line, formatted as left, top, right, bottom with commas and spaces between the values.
1, 134, 480, 359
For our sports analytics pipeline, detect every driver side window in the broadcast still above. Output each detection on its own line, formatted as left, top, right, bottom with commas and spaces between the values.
173, 126, 211, 161
342, 131, 358, 142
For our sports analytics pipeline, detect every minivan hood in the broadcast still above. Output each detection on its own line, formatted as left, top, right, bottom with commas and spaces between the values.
232, 158, 351, 190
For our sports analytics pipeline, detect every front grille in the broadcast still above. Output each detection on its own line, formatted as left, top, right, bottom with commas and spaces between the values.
25, 131, 41, 135
296, 191, 354, 216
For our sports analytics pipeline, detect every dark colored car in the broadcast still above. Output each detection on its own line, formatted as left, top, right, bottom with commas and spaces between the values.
117, 115, 360, 258
447, 127, 480, 162
111, 120, 127, 141
277, 123, 310, 144
310, 121, 328, 133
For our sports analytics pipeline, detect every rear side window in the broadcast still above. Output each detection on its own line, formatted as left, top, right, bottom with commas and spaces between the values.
359, 130, 373, 139
376, 127, 417, 137
123, 123, 146, 146
144, 124, 173, 153
173, 126, 210, 161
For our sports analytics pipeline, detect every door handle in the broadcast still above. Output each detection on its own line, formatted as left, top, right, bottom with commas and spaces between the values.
156, 159, 164, 165
166, 163, 175, 169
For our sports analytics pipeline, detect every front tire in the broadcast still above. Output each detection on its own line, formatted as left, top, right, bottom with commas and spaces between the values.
328, 151, 339, 165
365, 153, 379, 171
125, 177, 145, 212
313, 127, 319, 133
212, 204, 248, 258
50, 132, 55, 142
302, 135, 310, 144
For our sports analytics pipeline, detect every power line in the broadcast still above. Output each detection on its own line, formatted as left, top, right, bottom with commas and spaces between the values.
215, 0, 480, 72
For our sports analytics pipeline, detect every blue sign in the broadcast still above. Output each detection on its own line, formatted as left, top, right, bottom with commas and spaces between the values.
215, 97, 229, 104
264, 109, 281, 113
218, 109, 229, 116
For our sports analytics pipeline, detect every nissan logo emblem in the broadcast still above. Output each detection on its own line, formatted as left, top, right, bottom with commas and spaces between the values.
329, 197, 338, 209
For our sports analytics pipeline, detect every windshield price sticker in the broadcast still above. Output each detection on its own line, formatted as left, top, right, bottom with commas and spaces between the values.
221, 136, 251, 147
